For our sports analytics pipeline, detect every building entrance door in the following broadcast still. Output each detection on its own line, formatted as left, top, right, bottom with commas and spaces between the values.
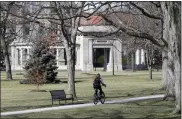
93, 48, 110, 71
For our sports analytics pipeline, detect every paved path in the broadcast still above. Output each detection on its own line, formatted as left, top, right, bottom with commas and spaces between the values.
1, 94, 164, 116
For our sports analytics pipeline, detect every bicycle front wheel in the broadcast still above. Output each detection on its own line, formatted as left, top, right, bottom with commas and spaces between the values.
93, 94, 98, 105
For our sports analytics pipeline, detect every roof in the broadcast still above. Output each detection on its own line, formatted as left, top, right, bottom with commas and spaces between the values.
80, 16, 106, 26
78, 25, 116, 33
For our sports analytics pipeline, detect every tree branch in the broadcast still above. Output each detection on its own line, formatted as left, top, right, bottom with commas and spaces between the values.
151, 2, 161, 8
100, 13, 166, 48
129, 2, 162, 20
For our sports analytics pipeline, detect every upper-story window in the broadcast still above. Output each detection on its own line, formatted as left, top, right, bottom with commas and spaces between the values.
23, 23, 30, 35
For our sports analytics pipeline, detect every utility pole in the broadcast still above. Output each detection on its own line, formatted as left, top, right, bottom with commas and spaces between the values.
0, 35, 1, 81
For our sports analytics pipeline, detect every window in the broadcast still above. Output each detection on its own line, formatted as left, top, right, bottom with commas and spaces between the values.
39, 23, 45, 35
23, 23, 30, 35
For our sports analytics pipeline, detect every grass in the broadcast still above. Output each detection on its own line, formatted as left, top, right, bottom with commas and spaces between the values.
1, 70, 181, 119
6, 100, 180, 119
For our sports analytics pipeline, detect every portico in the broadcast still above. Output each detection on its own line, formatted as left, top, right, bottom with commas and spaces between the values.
11, 42, 32, 70
77, 25, 123, 72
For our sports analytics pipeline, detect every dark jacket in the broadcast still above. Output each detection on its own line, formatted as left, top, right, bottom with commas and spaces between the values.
93, 77, 102, 88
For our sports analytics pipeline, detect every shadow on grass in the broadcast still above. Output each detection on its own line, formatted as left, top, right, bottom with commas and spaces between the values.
2, 100, 181, 119
3, 113, 180, 119
2, 115, 29, 119
132, 100, 175, 108
1, 105, 51, 112
1, 79, 23, 82
143, 114, 181, 119
1, 101, 85, 112
1, 78, 89, 84
62, 109, 125, 119
82, 73, 96, 76
76, 77, 93, 79
60, 80, 87, 84
82, 72, 152, 77
105, 95, 130, 99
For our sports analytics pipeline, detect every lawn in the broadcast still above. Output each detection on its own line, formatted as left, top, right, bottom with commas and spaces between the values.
1, 70, 180, 119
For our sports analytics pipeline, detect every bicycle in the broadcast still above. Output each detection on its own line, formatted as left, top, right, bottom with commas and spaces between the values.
93, 90, 105, 105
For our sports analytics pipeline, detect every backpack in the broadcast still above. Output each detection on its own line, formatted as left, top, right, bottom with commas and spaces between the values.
93, 77, 101, 88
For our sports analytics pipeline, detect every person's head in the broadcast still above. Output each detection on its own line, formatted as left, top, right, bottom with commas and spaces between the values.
96, 73, 100, 78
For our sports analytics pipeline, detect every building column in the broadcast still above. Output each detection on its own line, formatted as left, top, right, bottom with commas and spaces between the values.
107, 47, 113, 71
27, 48, 30, 59
141, 49, 145, 64
87, 39, 93, 71
20, 48, 23, 68
115, 39, 123, 71
76, 47, 80, 67
139, 49, 141, 64
135, 49, 139, 65
15, 48, 18, 67
11, 46, 15, 70
80, 36, 89, 72
107, 39, 122, 72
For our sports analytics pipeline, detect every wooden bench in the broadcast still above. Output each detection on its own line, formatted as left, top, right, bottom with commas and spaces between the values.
50, 90, 73, 105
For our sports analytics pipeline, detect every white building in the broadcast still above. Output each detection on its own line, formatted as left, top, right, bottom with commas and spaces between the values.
10, 26, 123, 71
10, 14, 145, 71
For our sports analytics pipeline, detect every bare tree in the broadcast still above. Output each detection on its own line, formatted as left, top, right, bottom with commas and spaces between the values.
3, 1, 108, 100
98, 1, 180, 113
160, 2, 181, 114
0, 2, 16, 80
2, 1, 180, 113
50, 2, 109, 100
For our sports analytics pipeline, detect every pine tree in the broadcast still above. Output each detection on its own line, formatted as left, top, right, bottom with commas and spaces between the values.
24, 35, 58, 90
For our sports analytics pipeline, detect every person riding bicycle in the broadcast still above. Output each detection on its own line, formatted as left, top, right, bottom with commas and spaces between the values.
93, 73, 106, 97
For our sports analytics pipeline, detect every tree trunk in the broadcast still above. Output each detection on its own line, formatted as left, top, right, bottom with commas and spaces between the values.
148, 58, 153, 80
161, 1, 181, 114
65, 46, 77, 100
149, 63, 152, 80
131, 52, 135, 72
58, 13, 79, 101
146, 50, 153, 80
5, 54, 13, 80
1, 36, 13, 80
62, 27, 77, 100
0, 2, 13, 80
162, 51, 169, 89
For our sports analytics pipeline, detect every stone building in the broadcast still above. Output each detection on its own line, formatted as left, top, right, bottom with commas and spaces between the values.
9, 3, 145, 71
10, 18, 124, 71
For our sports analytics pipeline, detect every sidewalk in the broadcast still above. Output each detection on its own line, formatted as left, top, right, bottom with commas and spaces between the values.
1, 94, 165, 116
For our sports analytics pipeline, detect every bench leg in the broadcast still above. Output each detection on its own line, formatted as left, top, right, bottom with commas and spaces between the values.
52, 99, 53, 105
59, 99, 60, 105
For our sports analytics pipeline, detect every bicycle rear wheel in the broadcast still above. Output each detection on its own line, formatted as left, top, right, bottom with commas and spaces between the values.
100, 92, 105, 104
